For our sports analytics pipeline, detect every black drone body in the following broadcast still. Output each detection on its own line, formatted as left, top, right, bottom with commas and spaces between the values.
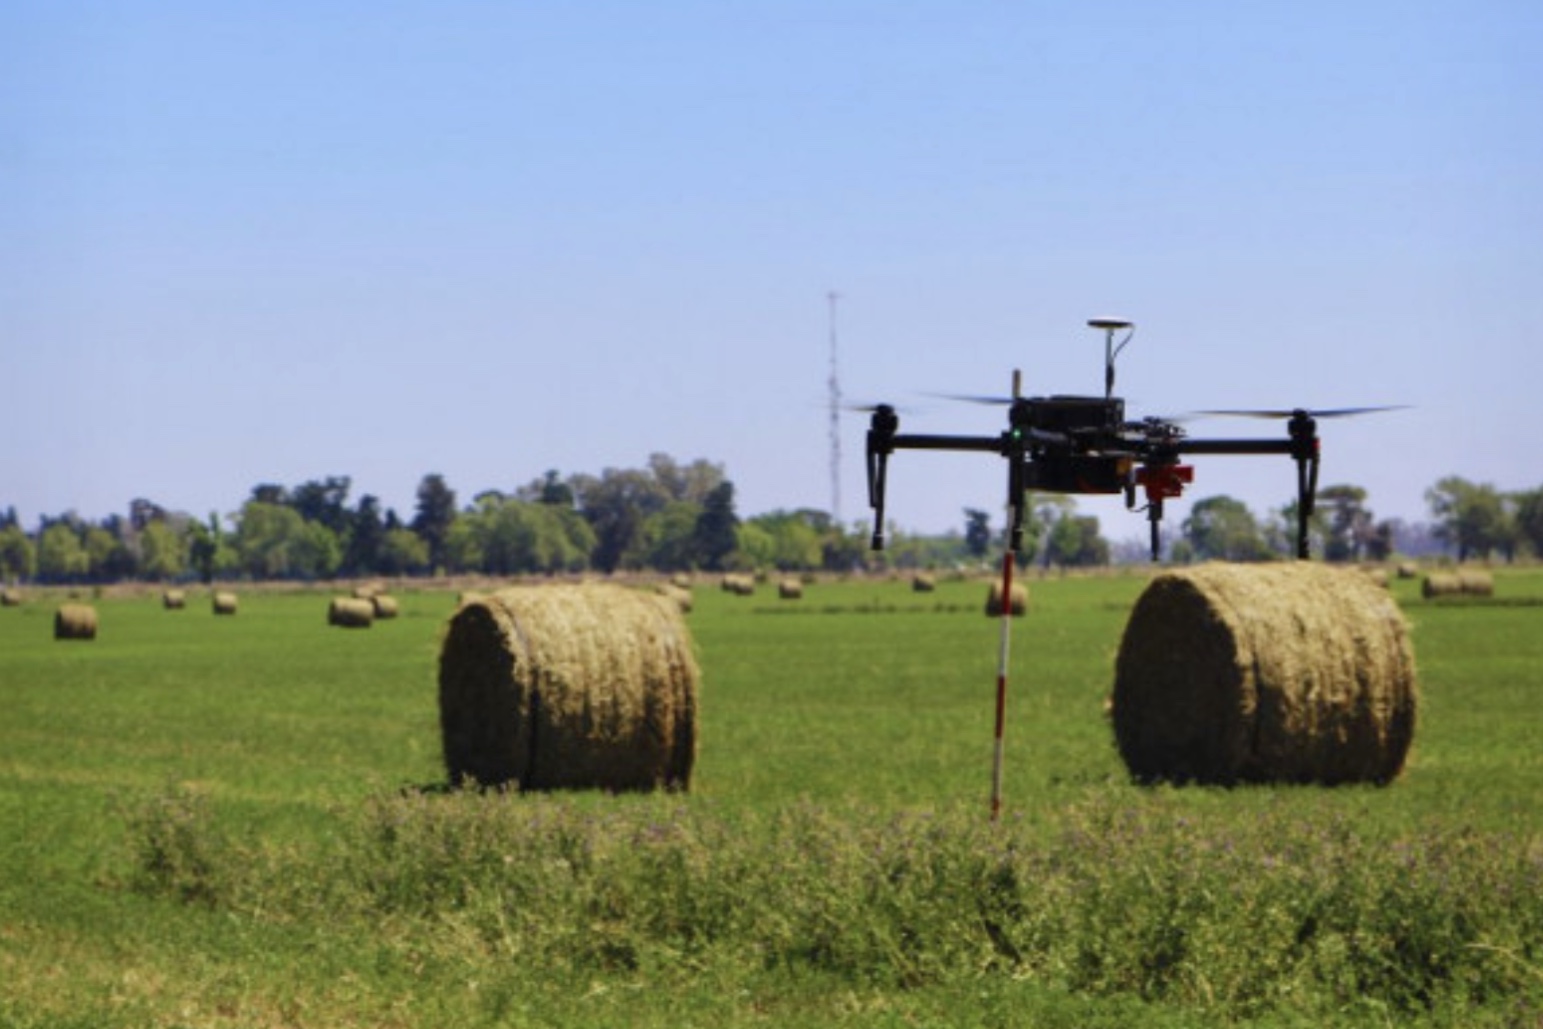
864, 319, 1393, 561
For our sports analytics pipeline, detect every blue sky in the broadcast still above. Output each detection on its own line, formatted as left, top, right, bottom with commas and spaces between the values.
3, 2, 1539, 543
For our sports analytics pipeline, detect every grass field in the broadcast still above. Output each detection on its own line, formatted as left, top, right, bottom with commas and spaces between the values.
1, 569, 1540, 1027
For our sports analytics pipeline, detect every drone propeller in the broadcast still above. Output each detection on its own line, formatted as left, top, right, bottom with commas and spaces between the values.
926, 391, 1016, 406
1196, 405, 1409, 420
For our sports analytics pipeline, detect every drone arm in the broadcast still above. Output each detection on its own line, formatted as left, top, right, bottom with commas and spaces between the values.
889, 433, 1004, 453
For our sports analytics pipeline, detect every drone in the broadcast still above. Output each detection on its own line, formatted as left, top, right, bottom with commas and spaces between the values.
863, 317, 1400, 562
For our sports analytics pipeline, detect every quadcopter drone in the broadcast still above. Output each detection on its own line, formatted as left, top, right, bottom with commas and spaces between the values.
863, 317, 1398, 561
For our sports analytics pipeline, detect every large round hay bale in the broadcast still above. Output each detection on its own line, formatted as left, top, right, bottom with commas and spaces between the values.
1112, 562, 1416, 786
54, 603, 98, 640
985, 580, 1028, 617
2, 587, 24, 607
162, 588, 186, 610
438, 583, 700, 792
329, 597, 375, 628
212, 591, 239, 616
911, 572, 936, 593
778, 578, 804, 600
370, 594, 400, 619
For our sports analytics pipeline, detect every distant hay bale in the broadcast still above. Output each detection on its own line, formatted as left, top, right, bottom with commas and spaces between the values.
1, 587, 23, 607
162, 589, 186, 610
328, 597, 375, 628
655, 582, 693, 614
1456, 569, 1494, 596
911, 572, 936, 593
1112, 562, 1417, 786
720, 573, 755, 596
371, 594, 400, 619
1396, 562, 1419, 580
54, 603, 98, 640
778, 578, 804, 600
212, 591, 239, 616
438, 583, 700, 792
1420, 568, 1492, 599
670, 572, 691, 589
985, 580, 1028, 617
352, 581, 387, 600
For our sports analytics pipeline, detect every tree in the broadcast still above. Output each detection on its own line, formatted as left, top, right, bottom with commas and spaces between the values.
0, 524, 36, 582
379, 528, 430, 576
1316, 484, 1375, 563
1425, 477, 1511, 561
1182, 496, 1273, 562
1515, 487, 1543, 559
963, 508, 991, 559
1045, 514, 1110, 567
742, 508, 823, 571
37, 523, 88, 582
691, 482, 740, 571
233, 502, 340, 580
139, 520, 186, 581
411, 474, 457, 572
290, 476, 352, 536
186, 514, 227, 584
342, 494, 386, 576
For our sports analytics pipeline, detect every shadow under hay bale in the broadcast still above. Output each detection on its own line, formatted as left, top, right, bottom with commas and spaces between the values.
328, 597, 375, 628
438, 583, 699, 792
54, 603, 98, 640
985, 580, 1028, 617
1111, 562, 1417, 786
212, 591, 238, 616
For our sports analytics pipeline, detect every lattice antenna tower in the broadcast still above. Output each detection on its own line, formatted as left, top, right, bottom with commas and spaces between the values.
827, 291, 842, 524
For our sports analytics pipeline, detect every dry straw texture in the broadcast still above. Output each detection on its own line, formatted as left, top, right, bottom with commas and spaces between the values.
438, 583, 700, 792
328, 597, 375, 628
212, 592, 239, 616
985, 580, 1028, 617
54, 603, 98, 640
371, 595, 400, 619
162, 589, 186, 610
1112, 562, 1417, 786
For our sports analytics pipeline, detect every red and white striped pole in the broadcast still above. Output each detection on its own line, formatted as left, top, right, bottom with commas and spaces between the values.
990, 368, 1022, 823
990, 544, 1015, 822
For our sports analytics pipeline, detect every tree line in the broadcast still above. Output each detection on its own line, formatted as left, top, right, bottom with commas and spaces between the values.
2, 461, 1540, 586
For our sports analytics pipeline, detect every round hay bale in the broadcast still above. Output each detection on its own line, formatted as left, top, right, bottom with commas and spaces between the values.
670, 572, 691, 589
1421, 573, 1461, 599
371, 594, 400, 619
54, 603, 98, 640
162, 588, 186, 610
778, 578, 804, 600
1361, 567, 1390, 589
1396, 561, 1419, 580
212, 591, 239, 616
438, 583, 700, 792
352, 581, 387, 600
985, 580, 1028, 617
2, 587, 24, 607
911, 572, 936, 593
1456, 569, 1494, 596
1112, 562, 1417, 786
329, 597, 375, 628
720, 573, 754, 596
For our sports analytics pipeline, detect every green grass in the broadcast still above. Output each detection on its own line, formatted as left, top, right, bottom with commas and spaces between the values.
1, 571, 1541, 1027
